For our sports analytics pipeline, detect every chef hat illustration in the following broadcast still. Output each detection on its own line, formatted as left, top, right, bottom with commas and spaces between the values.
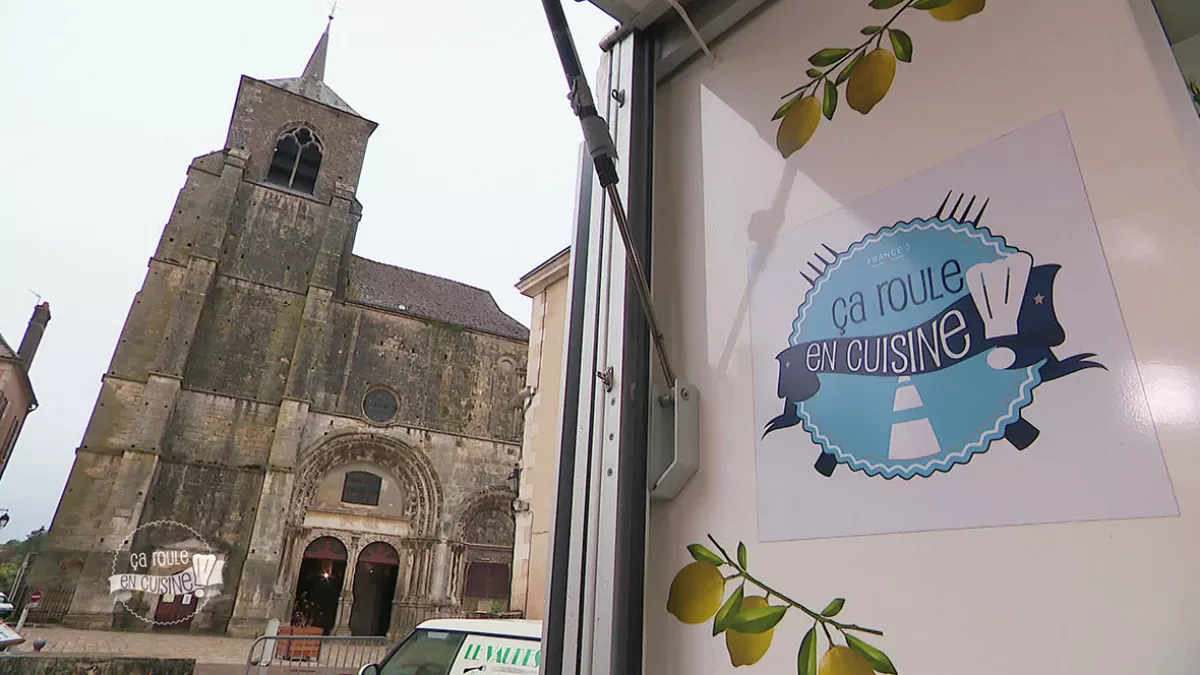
966, 252, 1033, 341
190, 553, 224, 597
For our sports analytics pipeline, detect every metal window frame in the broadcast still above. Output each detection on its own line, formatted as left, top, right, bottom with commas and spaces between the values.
541, 27, 656, 675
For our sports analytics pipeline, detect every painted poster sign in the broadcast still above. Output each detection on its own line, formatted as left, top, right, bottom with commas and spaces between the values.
749, 113, 1178, 541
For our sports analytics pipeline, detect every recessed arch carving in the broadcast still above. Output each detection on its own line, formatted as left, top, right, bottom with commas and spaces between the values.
303, 536, 348, 560
289, 432, 443, 537
455, 486, 517, 547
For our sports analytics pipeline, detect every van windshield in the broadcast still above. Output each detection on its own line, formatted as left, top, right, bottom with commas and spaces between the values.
379, 630, 466, 675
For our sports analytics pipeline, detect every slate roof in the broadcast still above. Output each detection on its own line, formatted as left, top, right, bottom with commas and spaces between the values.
0, 332, 14, 359
347, 255, 530, 342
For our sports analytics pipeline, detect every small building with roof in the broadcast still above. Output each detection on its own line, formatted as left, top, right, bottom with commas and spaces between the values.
0, 301, 51, 483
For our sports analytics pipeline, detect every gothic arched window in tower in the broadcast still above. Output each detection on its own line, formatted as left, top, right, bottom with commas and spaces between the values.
266, 126, 323, 194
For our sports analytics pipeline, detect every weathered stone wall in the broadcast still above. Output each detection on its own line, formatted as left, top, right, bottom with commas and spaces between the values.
182, 277, 306, 403
309, 305, 526, 442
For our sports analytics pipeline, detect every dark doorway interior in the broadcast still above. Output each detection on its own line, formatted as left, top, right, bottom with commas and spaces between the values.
293, 537, 348, 634
349, 542, 400, 636
152, 592, 196, 632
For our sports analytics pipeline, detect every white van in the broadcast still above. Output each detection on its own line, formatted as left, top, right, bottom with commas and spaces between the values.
358, 618, 542, 675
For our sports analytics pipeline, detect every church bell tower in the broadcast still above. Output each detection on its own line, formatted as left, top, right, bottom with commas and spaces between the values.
27, 20, 380, 634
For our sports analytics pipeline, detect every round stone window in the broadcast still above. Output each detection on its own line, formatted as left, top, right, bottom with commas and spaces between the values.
362, 387, 399, 424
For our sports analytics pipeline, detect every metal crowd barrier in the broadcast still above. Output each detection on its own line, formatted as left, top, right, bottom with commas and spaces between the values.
245, 633, 391, 675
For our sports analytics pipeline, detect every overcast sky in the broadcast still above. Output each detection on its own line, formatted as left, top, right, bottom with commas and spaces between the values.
0, 0, 616, 540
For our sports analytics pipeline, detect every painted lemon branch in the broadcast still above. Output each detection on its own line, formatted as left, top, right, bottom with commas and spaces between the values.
774, 0, 918, 114
667, 536, 899, 672
706, 535, 883, 637
773, 0, 985, 158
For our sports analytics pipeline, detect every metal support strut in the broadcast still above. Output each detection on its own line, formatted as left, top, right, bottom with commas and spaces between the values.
543, 0, 676, 387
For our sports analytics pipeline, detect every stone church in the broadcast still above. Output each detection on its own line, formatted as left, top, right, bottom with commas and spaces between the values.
25, 22, 529, 639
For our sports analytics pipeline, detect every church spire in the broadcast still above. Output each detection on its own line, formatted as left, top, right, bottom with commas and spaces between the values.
301, 18, 331, 83
263, 7, 359, 116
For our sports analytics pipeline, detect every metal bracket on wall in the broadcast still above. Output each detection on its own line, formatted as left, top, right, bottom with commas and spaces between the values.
649, 379, 699, 501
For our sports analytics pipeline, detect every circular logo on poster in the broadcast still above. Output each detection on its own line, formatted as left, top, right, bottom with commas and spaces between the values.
106, 520, 225, 626
762, 215, 1105, 479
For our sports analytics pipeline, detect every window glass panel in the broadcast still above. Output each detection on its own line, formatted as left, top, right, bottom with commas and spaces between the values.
362, 388, 398, 424
266, 134, 300, 186
293, 144, 322, 194
1151, 0, 1200, 117
342, 471, 382, 506
379, 629, 465, 675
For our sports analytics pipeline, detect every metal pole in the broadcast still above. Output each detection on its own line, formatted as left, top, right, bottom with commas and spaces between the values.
13, 605, 30, 633
540, 0, 676, 388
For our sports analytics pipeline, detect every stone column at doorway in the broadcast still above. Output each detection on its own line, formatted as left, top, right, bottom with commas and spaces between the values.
333, 537, 361, 636
387, 549, 408, 642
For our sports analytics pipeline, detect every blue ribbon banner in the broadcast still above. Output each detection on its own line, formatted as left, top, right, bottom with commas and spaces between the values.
764, 264, 1104, 438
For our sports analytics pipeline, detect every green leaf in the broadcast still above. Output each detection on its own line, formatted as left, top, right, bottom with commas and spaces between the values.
687, 544, 724, 566
868, 0, 906, 8
889, 29, 913, 63
860, 25, 884, 35
712, 584, 745, 635
772, 94, 803, 121
736, 542, 748, 568
845, 634, 898, 675
808, 48, 852, 67
820, 598, 845, 617
913, 0, 954, 8
822, 80, 838, 121
806, 68, 823, 79
729, 605, 787, 634
835, 52, 864, 85
797, 627, 818, 675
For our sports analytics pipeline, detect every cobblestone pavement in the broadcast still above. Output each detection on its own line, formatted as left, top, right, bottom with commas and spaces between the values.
7, 625, 256, 664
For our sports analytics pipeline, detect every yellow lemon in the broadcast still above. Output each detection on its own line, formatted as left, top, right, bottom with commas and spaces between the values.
929, 0, 985, 21
725, 596, 774, 667
819, 646, 874, 675
666, 562, 725, 624
846, 49, 896, 115
775, 95, 822, 158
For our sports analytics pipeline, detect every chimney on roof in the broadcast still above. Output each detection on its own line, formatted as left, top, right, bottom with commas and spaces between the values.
17, 302, 51, 371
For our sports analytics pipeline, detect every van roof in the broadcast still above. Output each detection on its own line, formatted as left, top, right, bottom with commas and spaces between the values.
416, 618, 543, 639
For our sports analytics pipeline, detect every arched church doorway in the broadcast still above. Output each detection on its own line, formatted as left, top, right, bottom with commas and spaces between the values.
349, 542, 400, 636
293, 537, 347, 634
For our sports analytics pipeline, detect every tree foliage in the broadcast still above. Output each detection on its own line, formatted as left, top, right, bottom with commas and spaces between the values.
0, 528, 47, 593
